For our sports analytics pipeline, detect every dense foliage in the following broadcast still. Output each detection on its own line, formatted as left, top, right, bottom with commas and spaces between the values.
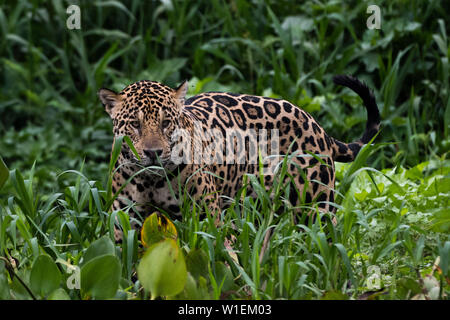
0, 0, 448, 300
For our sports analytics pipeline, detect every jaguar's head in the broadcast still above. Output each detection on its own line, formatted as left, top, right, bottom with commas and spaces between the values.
99, 80, 188, 167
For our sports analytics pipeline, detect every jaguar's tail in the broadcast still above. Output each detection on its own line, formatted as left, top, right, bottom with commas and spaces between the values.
330, 75, 380, 162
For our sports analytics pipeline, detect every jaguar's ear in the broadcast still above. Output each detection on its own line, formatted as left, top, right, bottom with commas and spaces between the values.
98, 88, 121, 117
174, 80, 188, 104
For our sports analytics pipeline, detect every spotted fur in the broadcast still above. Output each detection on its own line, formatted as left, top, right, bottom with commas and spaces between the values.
98, 75, 380, 241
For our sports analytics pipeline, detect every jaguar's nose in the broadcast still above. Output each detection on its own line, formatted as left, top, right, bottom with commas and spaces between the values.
144, 149, 163, 160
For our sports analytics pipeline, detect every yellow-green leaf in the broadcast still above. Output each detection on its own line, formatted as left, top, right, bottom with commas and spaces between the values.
137, 238, 187, 299
141, 212, 177, 247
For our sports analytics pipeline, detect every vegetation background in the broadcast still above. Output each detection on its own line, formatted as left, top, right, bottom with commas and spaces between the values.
0, 0, 448, 300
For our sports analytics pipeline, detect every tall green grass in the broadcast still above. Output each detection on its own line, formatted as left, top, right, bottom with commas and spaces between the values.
0, 142, 448, 300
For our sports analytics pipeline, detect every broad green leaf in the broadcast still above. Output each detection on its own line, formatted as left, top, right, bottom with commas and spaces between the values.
82, 235, 115, 266
30, 255, 62, 298
141, 212, 177, 248
0, 272, 10, 299
48, 288, 71, 300
10, 273, 33, 300
397, 277, 422, 298
137, 238, 187, 299
169, 273, 201, 300
81, 254, 121, 299
185, 248, 209, 280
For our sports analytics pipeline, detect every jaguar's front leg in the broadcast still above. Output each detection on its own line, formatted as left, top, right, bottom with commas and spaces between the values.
185, 169, 221, 226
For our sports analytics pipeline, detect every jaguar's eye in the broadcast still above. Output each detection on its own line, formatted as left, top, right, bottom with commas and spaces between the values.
161, 120, 171, 129
130, 120, 140, 129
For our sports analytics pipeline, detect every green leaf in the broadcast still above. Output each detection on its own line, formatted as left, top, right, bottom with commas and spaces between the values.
0, 156, 8, 190
214, 261, 234, 292
0, 271, 10, 299
48, 288, 71, 300
438, 241, 450, 276
81, 254, 121, 299
30, 255, 62, 298
185, 248, 209, 280
144, 58, 187, 83
170, 273, 201, 300
141, 212, 177, 248
82, 235, 115, 266
10, 273, 33, 300
431, 208, 450, 233
137, 238, 187, 299
123, 136, 140, 161
335, 243, 356, 288
397, 277, 422, 298
321, 290, 349, 300
122, 229, 138, 281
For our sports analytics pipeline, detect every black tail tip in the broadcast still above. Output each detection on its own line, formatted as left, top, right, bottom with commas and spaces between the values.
333, 74, 381, 145
333, 74, 358, 86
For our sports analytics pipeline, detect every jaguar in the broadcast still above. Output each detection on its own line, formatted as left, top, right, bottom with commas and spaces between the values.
98, 75, 380, 241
